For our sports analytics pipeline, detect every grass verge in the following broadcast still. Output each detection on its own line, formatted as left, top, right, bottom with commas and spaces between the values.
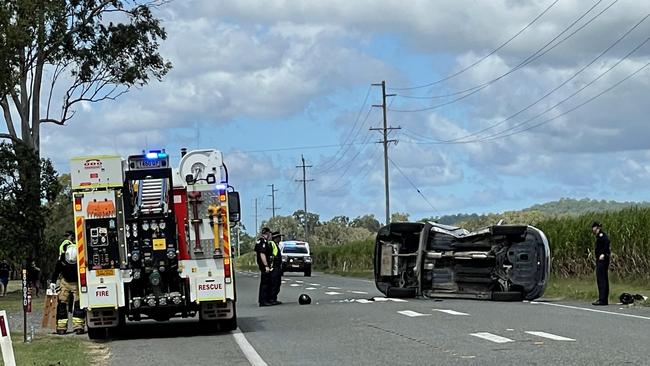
543, 276, 650, 306
0, 282, 96, 366
1, 332, 91, 366
0, 282, 45, 314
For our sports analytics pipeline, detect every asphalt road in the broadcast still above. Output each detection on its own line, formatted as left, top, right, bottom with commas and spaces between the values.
108, 271, 650, 366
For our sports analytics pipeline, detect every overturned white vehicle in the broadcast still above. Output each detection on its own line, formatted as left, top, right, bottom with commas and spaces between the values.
374, 222, 550, 301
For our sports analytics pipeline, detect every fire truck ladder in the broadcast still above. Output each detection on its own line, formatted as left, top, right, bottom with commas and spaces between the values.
137, 178, 166, 214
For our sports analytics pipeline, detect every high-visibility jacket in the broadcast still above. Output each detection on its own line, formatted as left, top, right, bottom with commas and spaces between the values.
59, 239, 73, 255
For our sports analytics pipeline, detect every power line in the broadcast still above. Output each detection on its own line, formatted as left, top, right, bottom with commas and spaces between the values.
431, 13, 650, 144
478, 60, 650, 142
390, 0, 618, 112
241, 141, 374, 154
388, 157, 441, 216
405, 57, 650, 146
314, 85, 373, 173
389, 0, 561, 91
314, 106, 377, 174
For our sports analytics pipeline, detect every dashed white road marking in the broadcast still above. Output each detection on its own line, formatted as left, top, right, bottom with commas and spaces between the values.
325, 291, 342, 295
397, 310, 430, 317
305, 287, 317, 290
232, 328, 268, 366
327, 287, 341, 290
309, 283, 320, 286
281, 281, 287, 284
433, 309, 469, 316
373, 297, 408, 303
470, 332, 514, 344
290, 284, 300, 287
530, 301, 650, 321
295, 280, 304, 284
348, 290, 368, 295
525, 331, 575, 341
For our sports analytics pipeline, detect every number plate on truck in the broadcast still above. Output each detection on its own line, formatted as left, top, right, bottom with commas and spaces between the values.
95, 269, 115, 276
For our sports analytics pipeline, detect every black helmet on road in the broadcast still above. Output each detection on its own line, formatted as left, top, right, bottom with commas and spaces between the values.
298, 294, 311, 305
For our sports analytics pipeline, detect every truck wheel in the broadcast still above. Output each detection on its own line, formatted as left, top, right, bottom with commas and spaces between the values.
220, 316, 237, 332
304, 269, 311, 277
220, 305, 237, 331
87, 327, 107, 340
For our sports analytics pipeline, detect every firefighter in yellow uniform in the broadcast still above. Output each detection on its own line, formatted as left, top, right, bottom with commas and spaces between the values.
50, 232, 86, 335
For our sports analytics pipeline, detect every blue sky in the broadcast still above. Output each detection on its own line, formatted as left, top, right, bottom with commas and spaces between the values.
34, 0, 650, 234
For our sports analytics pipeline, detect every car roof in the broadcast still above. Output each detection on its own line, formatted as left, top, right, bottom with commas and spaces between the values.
280, 240, 308, 246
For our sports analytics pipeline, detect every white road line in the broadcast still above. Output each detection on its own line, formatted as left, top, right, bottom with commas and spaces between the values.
232, 328, 268, 366
305, 287, 317, 290
355, 299, 373, 304
397, 310, 430, 317
281, 281, 287, 284
525, 331, 575, 341
348, 290, 368, 294
295, 281, 304, 284
530, 301, 650, 321
325, 291, 342, 295
327, 287, 341, 290
470, 332, 514, 344
309, 283, 320, 286
433, 309, 469, 316
290, 284, 300, 287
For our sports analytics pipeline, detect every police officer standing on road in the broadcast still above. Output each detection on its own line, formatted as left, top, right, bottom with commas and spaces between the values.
269, 231, 283, 305
255, 227, 274, 307
591, 221, 611, 306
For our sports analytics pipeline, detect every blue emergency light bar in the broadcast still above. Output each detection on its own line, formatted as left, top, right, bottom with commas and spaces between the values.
145, 151, 168, 159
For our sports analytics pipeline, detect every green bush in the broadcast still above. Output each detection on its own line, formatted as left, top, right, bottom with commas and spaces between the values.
311, 239, 374, 272
537, 206, 650, 280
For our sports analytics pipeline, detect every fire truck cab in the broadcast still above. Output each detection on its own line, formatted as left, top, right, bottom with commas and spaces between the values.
70, 149, 240, 339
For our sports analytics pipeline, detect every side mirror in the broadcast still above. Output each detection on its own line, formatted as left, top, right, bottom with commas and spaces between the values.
228, 191, 241, 223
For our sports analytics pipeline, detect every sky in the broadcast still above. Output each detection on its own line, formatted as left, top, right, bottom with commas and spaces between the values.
32, 0, 650, 233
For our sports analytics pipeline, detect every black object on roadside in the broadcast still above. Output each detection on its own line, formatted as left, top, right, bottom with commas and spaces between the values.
619, 292, 648, 305
298, 294, 311, 305
620, 293, 634, 305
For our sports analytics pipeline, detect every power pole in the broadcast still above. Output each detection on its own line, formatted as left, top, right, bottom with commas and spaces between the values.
253, 198, 259, 236
371, 80, 399, 226
267, 184, 280, 218
296, 154, 314, 240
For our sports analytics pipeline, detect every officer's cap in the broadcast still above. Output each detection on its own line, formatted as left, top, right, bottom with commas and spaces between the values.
261, 227, 271, 234
271, 231, 281, 239
591, 221, 602, 228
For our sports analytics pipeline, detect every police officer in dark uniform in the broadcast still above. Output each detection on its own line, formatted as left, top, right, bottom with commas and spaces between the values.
591, 221, 610, 306
255, 227, 273, 307
269, 231, 283, 305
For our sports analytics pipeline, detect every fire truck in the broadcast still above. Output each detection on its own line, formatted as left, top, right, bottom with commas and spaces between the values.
69, 149, 240, 339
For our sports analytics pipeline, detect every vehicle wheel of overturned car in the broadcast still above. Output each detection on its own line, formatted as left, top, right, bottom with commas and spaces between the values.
373, 222, 551, 302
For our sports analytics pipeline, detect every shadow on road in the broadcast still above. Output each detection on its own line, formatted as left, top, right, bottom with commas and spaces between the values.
97, 318, 234, 341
